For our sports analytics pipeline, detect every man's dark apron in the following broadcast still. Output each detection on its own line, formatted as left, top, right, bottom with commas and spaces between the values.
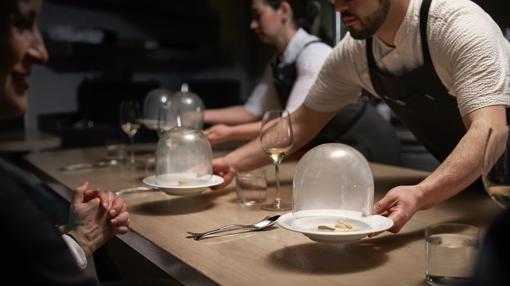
271, 40, 367, 144
366, 0, 465, 163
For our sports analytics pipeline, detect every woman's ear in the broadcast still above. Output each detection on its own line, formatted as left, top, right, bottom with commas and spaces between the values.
279, 1, 293, 23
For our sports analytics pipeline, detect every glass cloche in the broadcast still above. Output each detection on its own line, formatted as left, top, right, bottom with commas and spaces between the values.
141, 88, 172, 130
168, 83, 204, 130
155, 126, 213, 186
277, 143, 393, 243
293, 143, 374, 215
157, 100, 179, 136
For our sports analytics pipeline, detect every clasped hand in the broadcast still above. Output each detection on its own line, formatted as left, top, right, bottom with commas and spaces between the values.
63, 182, 129, 256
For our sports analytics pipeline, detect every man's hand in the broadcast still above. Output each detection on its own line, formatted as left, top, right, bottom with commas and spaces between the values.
204, 124, 233, 145
212, 157, 237, 189
373, 185, 424, 233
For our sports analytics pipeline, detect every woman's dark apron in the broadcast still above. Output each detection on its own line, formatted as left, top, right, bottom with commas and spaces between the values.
271, 41, 368, 146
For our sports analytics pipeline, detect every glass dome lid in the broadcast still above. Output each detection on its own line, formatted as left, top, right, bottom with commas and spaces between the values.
293, 143, 374, 216
142, 88, 172, 130
155, 126, 213, 186
276, 144, 392, 243
169, 83, 205, 130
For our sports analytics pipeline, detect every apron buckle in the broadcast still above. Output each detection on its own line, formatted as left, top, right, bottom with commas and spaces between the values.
383, 95, 407, 107
424, 93, 435, 101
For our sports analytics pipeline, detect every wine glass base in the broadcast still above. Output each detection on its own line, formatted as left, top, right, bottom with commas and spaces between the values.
261, 200, 291, 211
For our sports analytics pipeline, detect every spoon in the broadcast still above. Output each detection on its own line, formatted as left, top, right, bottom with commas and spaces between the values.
186, 215, 280, 241
114, 186, 157, 196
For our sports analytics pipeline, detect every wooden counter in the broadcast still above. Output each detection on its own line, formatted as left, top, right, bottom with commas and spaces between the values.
24, 146, 501, 286
0, 129, 61, 153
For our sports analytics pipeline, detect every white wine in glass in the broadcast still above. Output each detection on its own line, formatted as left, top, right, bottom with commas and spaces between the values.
121, 122, 141, 137
482, 127, 510, 209
260, 110, 293, 211
120, 100, 141, 165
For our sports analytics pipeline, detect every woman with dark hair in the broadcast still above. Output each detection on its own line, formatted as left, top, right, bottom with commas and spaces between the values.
204, 0, 401, 165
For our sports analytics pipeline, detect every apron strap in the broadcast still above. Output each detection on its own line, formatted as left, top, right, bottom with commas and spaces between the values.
366, 0, 434, 97
420, 0, 433, 64
296, 40, 322, 61
271, 39, 324, 108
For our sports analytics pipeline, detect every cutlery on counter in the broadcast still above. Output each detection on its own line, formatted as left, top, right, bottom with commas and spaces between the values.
60, 159, 119, 172
114, 186, 156, 196
186, 215, 280, 241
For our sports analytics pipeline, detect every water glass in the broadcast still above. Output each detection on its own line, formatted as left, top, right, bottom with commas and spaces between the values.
105, 142, 127, 162
425, 223, 480, 285
236, 169, 267, 206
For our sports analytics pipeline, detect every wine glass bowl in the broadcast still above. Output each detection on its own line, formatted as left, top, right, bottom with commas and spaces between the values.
482, 127, 510, 209
260, 110, 294, 211
120, 100, 141, 165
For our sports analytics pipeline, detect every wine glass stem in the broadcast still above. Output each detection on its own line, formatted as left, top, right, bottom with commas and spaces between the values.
129, 136, 135, 164
274, 162, 281, 205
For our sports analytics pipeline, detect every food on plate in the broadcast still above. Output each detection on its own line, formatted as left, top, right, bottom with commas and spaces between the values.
317, 225, 336, 231
317, 219, 354, 232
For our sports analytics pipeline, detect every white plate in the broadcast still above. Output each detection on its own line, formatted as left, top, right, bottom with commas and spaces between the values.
139, 119, 158, 130
277, 209, 393, 243
142, 175, 224, 196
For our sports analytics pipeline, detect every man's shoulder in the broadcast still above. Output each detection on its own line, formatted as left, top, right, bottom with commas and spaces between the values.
429, 0, 489, 23
426, 0, 504, 49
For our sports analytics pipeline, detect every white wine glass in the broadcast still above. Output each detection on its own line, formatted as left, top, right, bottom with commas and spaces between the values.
482, 126, 510, 209
260, 110, 293, 211
120, 100, 141, 165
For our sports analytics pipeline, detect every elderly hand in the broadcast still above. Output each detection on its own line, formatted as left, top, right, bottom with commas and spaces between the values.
204, 124, 234, 145
211, 157, 237, 190
373, 185, 423, 233
83, 187, 129, 235
65, 182, 130, 256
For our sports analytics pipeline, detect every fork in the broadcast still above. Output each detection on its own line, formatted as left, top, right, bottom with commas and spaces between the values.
186, 216, 273, 240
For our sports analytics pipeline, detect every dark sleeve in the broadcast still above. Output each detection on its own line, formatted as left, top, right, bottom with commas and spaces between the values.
469, 208, 510, 286
0, 168, 96, 285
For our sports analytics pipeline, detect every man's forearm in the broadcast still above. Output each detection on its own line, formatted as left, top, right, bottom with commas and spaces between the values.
415, 106, 507, 210
226, 106, 334, 171
231, 121, 262, 141
204, 106, 259, 125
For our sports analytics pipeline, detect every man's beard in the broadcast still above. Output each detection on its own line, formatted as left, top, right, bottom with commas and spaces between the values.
345, 0, 391, 39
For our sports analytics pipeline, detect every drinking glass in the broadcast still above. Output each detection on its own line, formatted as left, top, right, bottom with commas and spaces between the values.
259, 110, 293, 211
236, 169, 267, 206
120, 100, 141, 165
425, 223, 479, 285
482, 127, 510, 209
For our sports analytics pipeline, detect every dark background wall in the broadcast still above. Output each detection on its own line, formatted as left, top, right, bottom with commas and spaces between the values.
14, 0, 510, 143
25, 0, 261, 130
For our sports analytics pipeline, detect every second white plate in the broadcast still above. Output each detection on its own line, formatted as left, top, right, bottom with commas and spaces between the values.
142, 175, 224, 196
